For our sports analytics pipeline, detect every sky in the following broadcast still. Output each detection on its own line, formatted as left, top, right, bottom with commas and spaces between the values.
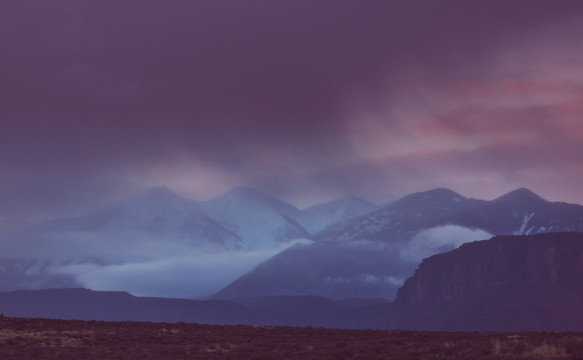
2, 0, 583, 225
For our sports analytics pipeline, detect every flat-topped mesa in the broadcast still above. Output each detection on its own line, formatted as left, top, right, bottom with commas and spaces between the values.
392, 232, 583, 331
397, 232, 583, 306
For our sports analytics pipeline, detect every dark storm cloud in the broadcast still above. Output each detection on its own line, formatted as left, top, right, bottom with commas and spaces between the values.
2, 0, 583, 219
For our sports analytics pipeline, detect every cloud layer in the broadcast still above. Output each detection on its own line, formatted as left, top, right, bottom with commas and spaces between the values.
1, 0, 583, 222
51, 247, 294, 299
400, 226, 493, 263
21, 232, 313, 299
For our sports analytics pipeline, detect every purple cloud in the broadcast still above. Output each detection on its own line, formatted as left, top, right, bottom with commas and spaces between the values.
1, 0, 583, 221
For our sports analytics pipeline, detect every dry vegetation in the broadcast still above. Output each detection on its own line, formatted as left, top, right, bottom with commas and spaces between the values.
1, 317, 582, 359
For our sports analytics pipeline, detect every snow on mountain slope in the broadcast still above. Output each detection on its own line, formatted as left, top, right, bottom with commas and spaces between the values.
316, 188, 473, 243
317, 188, 583, 243
299, 196, 378, 234
22, 186, 242, 251
452, 188, 583, 235
2, 187, 312, 298
200, 187, 310, 250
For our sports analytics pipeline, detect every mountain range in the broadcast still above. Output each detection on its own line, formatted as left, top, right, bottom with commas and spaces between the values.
2, 232, 582, 331
23, 186, 243, 250
9, 186, 377, 252
215, 187, 583, 300
1, 186, 582, 301
0, 186, 377, 294
317, 187, 583, 243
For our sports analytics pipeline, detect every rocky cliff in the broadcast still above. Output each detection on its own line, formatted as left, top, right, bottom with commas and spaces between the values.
389, 232, 583, 331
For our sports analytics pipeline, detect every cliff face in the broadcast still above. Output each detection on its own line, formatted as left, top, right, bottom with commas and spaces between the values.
390, 232, 583, 331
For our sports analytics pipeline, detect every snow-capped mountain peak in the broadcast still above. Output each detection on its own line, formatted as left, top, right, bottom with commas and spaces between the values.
201, 187, 309, 250
22, 186, 242, 250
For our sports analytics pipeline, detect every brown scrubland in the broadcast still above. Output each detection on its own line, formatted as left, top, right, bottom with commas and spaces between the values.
1, 317, 582, 359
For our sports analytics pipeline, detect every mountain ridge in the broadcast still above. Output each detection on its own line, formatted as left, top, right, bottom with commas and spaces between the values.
20, 186, 242, 251
3, 186, 583, 302
316, 187, 583, 242
217, 188, 583, 300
